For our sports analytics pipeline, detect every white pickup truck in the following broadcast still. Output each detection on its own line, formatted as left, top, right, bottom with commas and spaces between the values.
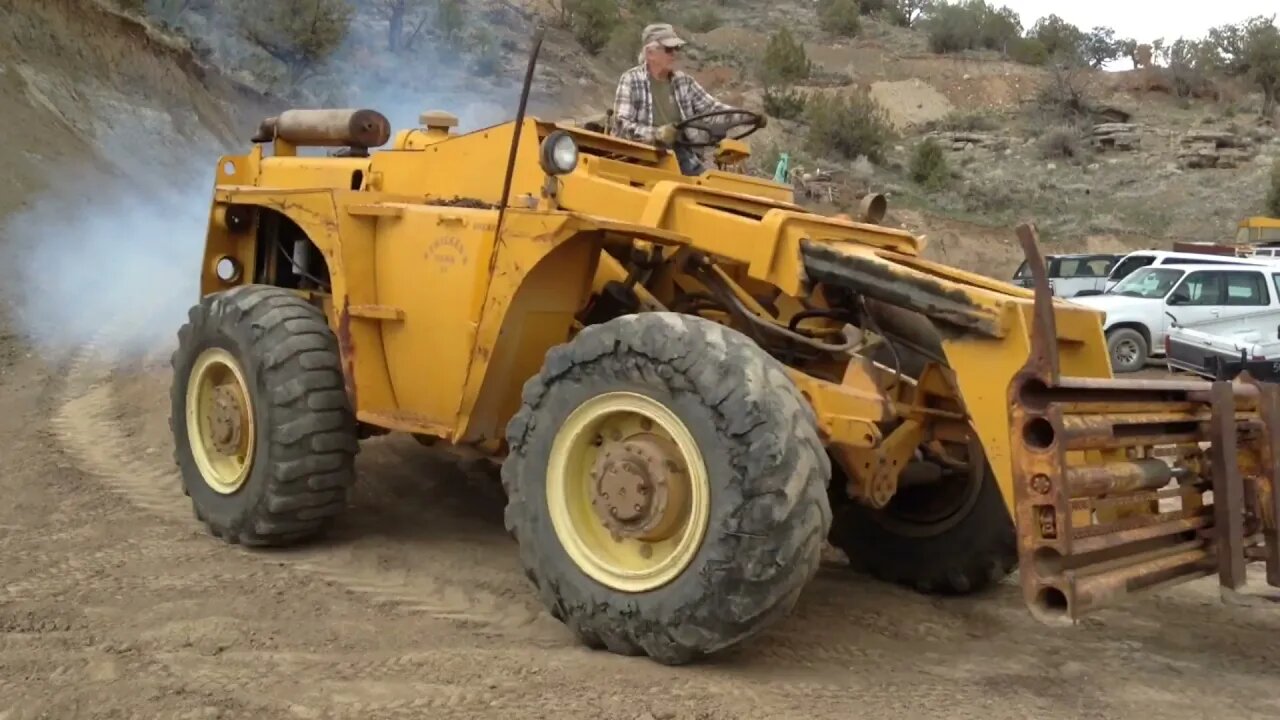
1070, 259, 1280, 373
1165, 312, 1280, 379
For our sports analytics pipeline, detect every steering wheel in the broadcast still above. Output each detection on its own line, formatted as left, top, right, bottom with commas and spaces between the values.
674, 108, 766, 149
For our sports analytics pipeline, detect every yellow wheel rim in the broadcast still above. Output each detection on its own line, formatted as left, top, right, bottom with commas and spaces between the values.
185, 347, 255, 495
547, 391, 711, 593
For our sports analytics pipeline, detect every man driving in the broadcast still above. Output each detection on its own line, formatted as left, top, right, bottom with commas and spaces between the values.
612, 23, 754, 175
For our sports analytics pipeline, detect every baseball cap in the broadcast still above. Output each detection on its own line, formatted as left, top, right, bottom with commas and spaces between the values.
641, 23, 687, 49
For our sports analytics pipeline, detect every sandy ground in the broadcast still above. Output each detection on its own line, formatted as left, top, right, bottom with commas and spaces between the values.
4, 279, 1280, 720
4, 2, 1280, 718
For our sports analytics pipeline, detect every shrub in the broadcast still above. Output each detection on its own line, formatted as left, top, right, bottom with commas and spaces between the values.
567, 0, 619, 55
229, 0, 352, 84
437, 0, 466, 48
602, 16, 645, 67
1038, 126, 1083, 161
760, 28, 812, 85
1082, 26, 1122, 68
1029, 13, 1086, 64
1035, 64, 1095, 121
1009, 36, 1048, 65
764, 87, 808, 120
470, 26, 502, 75
683, 7, 721, 33
818, 0, 862, 37
921, 1, 1021, 55
922, 3, 980, 53
910, 137, 950, 189
804, 91, 894, 163
931, 109, 1000, 132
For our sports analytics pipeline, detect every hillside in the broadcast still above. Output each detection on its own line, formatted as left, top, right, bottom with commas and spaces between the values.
0, 0, 287, 359
95, 0, 1280, 281
657, 4, 1280, 276
1, 0, 1276, 341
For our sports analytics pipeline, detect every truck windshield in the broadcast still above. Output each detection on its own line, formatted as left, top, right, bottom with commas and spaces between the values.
1108, 254, 1156, 282
1111, 268, 1185, 298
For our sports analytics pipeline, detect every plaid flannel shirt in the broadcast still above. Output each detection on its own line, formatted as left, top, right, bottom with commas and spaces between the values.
612, 65, 733, 144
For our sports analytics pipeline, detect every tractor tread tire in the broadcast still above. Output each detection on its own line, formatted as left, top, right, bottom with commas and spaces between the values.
502, 312, 832, 665
170, 284, 358, 547
829, 465, 1016, 595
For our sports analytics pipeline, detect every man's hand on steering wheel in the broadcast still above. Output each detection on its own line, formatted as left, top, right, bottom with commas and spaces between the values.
671, 108, 768, 149
655, 123, 679, 148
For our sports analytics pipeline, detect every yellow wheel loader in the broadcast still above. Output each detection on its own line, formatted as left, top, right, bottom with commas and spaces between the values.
171, 33, 1280, 665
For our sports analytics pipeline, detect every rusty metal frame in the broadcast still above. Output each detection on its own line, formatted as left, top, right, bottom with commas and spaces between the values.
1006, 222, 1280, 622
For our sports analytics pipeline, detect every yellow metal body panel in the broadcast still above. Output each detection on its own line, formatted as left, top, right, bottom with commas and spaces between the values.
372, 205, 498, 429
258, 157, 371, 190
197, 114, 1115, 519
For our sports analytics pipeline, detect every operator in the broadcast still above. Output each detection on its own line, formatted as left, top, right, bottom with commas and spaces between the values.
612, 23, 760, 176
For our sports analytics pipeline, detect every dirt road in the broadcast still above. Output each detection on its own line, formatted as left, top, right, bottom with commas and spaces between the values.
2, 3, 1280, 717
0, 290, 1278, 720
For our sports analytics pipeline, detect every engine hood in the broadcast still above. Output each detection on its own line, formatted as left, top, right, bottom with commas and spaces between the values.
1066, 293, 1159, 328
1068, 294, 1151, 313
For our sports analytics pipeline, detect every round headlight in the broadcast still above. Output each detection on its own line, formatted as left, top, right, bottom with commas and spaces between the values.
540, 131, 579, 175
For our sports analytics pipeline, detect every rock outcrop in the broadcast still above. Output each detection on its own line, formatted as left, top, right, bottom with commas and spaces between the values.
1091, 123, 1140, 151
1178, 129, 1257, 169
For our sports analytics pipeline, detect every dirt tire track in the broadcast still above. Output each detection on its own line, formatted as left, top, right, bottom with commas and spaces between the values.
50, 318, 561, 642
30, 293, 1280, 720
40, 314, 844, 715
45, 314, 967, 696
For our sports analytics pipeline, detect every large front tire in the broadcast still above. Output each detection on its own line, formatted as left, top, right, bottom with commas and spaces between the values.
502, 313, 832, 665
169, 285, 359, 547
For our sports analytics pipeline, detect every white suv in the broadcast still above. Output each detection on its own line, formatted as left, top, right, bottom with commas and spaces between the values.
1091, 250, 1276, 294
1010, 253, 1120, 297
1071, 262, 1280, 372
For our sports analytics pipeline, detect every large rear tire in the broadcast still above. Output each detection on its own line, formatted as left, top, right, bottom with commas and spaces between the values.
169, 285, 358, 547
828, 446, 1016, 595
502, 313, 832, 665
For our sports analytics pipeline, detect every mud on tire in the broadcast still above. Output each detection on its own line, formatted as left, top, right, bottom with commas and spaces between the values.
502, 313, 832, 665
828, 456, 1016, 595
169, 284, 358, 547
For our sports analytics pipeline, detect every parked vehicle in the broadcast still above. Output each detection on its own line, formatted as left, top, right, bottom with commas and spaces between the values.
1236, 215, 1280, 244
1070, 260, 1280, 372
1081, 249, 1280, 296
1165, 315, 1280, 380
1010, 253, 1120, 297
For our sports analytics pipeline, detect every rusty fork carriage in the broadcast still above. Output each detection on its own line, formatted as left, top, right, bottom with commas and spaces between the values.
1008, 224, 1280, 621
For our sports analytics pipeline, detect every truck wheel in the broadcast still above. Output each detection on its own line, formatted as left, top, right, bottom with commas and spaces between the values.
169, 285, 358, 547
502, 313, 832, 665
1106, 327, 1147, 373
828, 441, 1016, 595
